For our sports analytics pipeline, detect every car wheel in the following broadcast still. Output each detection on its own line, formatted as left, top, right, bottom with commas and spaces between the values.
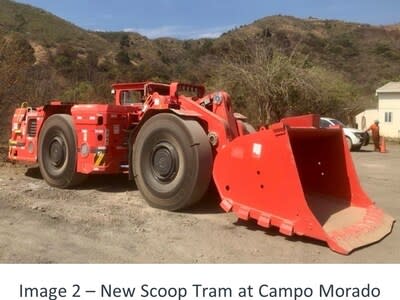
345, 136, 353, 151
363, 132, 370, 146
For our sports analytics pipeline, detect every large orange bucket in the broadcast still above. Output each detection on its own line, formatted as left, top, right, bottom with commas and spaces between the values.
213, 115, 394, 254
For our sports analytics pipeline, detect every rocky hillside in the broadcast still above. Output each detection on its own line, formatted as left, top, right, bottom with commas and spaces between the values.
1, 0, 400, 145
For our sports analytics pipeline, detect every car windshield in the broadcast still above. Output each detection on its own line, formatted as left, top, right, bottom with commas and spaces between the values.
329, 119, 345, 127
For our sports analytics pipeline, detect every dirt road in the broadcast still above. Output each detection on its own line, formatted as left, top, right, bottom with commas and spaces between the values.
0, 144, 399, 263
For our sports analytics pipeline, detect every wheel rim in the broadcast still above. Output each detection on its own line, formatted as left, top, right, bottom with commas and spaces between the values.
150, 142, 179, 183
49, 136, 66, 168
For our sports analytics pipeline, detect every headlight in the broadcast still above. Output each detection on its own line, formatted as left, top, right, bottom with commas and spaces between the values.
81, 143, 89, 157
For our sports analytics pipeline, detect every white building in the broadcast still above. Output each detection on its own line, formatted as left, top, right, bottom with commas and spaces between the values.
356, 82, 400, 138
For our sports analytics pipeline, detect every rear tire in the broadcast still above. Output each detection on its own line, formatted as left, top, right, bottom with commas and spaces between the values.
38, 114, 86, 188
132, 113, 212, 211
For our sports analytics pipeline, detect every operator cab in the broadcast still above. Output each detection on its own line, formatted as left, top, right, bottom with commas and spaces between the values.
111, 82, 170, 106
120, 89, 144, 105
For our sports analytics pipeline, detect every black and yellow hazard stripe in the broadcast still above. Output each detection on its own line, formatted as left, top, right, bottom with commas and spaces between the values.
9, 139, 25, 147
94, 152, 106, 166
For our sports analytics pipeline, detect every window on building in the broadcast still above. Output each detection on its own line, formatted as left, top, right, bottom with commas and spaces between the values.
384, 112, 392, 123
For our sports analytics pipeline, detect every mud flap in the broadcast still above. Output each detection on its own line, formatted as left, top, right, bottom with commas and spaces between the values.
213, 115, 395, 254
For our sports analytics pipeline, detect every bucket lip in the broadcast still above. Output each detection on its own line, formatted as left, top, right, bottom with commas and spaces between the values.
326, 206, 395, 255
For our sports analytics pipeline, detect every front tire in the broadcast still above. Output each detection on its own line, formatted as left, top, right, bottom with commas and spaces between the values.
38, 114, 86, 188
132, 113, 212, 211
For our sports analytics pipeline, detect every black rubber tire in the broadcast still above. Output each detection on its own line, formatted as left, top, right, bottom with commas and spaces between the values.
345, 136, 353, 151
38, 114, 86, 188
132, 113, 212, 211
363, 132, 370, 146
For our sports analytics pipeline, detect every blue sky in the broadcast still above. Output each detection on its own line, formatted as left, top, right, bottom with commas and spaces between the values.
16, 0, 400, 39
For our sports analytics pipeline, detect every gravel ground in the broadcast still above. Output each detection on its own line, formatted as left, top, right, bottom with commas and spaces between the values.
0, 143, 399, 263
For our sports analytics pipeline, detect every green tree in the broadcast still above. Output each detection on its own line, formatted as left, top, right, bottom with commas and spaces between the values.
115, 50, 130, 65
120, 34, 130, 48
215, 45, 359, 126
14, 13, 27, 32
0, 36, 36, 143
0, 36, 35, 99
61, 82, 96, 102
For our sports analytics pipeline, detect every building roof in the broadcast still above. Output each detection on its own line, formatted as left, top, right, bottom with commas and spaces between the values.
376, 81, 400, 94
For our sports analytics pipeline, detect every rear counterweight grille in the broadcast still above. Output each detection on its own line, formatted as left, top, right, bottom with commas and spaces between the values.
27, 119, 37, 137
